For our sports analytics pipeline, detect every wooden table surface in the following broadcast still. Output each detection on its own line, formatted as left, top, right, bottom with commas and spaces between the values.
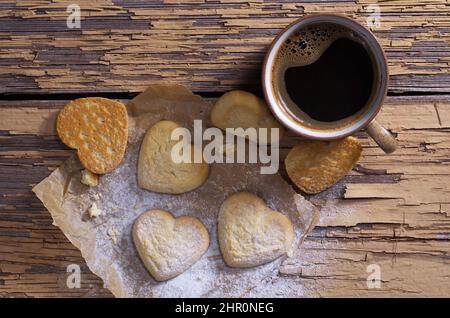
1, 1, 450, 297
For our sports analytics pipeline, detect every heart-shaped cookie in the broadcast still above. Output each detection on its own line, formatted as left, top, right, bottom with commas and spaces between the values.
218, 192, 295, 268
57, 97, 128, 174
211, 90, 285, 144
285, 136, 362, 194
137, 120, 210, 194
132, 210, 209, 281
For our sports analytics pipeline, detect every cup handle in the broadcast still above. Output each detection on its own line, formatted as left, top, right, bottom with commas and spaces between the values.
365, 120, 398, 154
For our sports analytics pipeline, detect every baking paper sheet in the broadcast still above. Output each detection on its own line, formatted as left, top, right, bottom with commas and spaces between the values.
33, 85, 319, 297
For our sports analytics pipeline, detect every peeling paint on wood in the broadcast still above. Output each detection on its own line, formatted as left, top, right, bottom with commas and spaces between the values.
1, 1, 450, 93
1, 95, 449, 297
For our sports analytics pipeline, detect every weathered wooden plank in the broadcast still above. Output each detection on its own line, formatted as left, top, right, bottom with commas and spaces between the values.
280, 239, 450, 297
1, 95, 449, 297
1, 1, 450, 93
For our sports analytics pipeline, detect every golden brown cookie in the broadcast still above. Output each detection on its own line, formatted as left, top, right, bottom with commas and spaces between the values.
133, 210, 210, 281
211, 90, 284, 144
57, 97, 128, 174
218, 192, 295, 268
285, 136, 362, 194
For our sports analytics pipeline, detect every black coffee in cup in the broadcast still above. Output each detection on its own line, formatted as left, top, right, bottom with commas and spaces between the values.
272, 22, 375, 123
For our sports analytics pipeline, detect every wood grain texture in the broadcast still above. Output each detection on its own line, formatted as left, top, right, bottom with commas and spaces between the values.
1, 0, 450, 94
1, 96, 449, 297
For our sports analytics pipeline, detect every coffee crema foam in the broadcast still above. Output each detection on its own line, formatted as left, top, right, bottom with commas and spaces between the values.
276, 23, 349, 67
272, 22, 371, 127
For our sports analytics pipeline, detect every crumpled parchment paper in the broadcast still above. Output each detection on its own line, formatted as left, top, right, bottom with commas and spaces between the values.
33, 85, 319, 297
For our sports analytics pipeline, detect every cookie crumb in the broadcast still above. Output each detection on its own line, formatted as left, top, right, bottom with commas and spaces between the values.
107, 227, 117, 244
88, 203, 102, 218
81, 169, 99, 187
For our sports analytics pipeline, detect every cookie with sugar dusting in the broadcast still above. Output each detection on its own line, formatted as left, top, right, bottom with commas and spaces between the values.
137, 120, 210, 194
285, 136, 362, 194
211, 90, 284, 144
57, 97, 128, 174
132, 210, 209, 281
218, 192, 295, 268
